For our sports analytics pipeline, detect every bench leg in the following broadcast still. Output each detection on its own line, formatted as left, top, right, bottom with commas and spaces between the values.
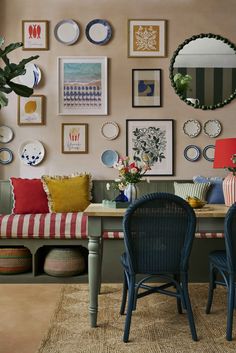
88, 236, 100, 327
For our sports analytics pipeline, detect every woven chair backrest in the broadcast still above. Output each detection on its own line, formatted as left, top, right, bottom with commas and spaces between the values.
224, 203, 236, 272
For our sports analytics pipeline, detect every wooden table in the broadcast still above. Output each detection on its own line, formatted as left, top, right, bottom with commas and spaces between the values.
84, 203, 229, 327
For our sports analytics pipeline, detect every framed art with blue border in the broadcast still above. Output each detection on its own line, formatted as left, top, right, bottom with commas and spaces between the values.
126, 119, 174, 176
132, 69, 161, 107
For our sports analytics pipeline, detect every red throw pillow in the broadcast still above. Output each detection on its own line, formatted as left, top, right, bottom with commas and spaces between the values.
10, 177, 49, 214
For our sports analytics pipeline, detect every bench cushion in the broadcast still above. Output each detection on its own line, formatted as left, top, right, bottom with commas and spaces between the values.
0, 213, 88, 239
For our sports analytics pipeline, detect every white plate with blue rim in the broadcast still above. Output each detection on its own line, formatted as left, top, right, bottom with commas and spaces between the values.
85, 19, 112, 45
101, 149, 119, 167
203, 145, 215, 162
0, 147, 13, 164
184, 145, 201, 162
18, 140, 45, 166
54, 19, 80, 45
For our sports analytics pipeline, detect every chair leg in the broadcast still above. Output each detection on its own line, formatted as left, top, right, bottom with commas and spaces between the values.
123, 275, 135, 343
120, 271, 128, 315
174, 274, 182, 314
182, 274, 198, 341
206, 263, 216, 314
226, 274, 235, 341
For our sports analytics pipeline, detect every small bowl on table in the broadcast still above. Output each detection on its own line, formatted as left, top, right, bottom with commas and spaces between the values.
186, 197, 207, 209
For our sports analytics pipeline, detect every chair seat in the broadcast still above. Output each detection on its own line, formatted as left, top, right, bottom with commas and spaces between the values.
209, 250, 227, 271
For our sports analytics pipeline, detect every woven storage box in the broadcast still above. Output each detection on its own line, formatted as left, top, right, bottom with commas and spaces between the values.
43, 247, 86, 277
0, 247, 32, 275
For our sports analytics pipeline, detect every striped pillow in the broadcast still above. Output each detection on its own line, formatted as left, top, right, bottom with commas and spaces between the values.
174, 182, 211, 201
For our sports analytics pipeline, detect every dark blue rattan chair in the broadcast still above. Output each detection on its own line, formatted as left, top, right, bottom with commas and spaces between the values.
120, 192, 198, 342
206, 203, 236, 341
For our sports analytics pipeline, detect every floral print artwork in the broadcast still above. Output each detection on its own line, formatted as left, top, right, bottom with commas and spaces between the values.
133, 25, 160, 52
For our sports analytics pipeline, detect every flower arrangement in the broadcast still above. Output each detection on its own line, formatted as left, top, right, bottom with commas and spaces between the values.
226, 154, 236, 175
112, 156, 151, 190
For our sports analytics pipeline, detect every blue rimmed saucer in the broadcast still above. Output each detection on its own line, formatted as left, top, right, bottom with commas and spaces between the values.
85, 19, 112, 45
101, 149, 118, 167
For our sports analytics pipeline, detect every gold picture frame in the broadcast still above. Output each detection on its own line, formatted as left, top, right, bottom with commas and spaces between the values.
22, 20, 49, 50
62, 123, 88, 154
18, 95, 45, 126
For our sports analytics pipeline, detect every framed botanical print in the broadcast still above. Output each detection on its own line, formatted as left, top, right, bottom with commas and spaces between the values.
126, 119, 174, 176
58, 56, 108, 115
132, 69, 162, 107
128, 19, 166, 57
18, 95, 45, 125
22, 20, 49, 50
62, 123, 88, 153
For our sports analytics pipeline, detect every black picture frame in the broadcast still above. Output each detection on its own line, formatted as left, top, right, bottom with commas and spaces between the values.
126, 119, 174, 176
132, 69, 162, 107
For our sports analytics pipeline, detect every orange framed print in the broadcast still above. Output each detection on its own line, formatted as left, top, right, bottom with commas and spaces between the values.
128, 19, 166, 57
18, 95, 45, 125
62, 123, 88, 154
22, 20, 49, 50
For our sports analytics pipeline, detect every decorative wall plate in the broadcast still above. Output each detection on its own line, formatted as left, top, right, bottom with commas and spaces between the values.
203, 120, 222, 138
18, 140, 45, 166
184, 145, 201, 162
18, 63, 41, 88
85, 19, 112, 45
101, 121, 120, 140
101, 149, 119, 167
0, 147, 13, 164
183, 120, 201, 138
0, 125, 14, 143
54, 19, 80, 45
203, 145, 215, 162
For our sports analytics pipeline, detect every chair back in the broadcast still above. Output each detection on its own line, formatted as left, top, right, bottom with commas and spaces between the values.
123, 193, 196, 275
224, 203, 236, 272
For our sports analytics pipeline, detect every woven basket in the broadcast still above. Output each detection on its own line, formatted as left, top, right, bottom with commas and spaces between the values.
43, 247, 86, 277
0, 247, 32, 275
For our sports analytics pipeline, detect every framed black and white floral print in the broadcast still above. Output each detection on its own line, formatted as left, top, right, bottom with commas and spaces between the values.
132, 69, 161, 107
126, 119, 174, 176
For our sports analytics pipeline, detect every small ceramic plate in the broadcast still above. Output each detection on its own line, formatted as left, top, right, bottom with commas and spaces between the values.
54, 19, 80, 45
18, 140, 45, 166
18, 63, 41, 88
203, 120, 222, 138
101, 121, 119, 140
183, 120, 201, 138
0, 125, 14, 143
85, 19, 112, 45
184, 145, 201, 162
101, 149, 119, 167
203, 145, 215, 162
0, 147, 13, 164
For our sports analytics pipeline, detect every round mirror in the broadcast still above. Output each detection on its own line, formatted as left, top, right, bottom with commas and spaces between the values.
170, 33, 236, 109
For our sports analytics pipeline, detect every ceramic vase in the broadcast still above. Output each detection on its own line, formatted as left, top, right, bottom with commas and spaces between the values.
223, 172, 236, 206
124, 183, 139, 202
115, 190, 128, 202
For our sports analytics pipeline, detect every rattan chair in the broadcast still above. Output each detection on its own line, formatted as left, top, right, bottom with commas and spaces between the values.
206, 202, 236, 341
120, 192, 198, 342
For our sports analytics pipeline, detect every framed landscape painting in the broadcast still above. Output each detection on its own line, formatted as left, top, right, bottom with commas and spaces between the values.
126, 119, 174, 176
22, 20, 49, 50
62, 123, 88, 153
132, 69, 162, 107
58, 56, 108, 115
128, 19, 166, 57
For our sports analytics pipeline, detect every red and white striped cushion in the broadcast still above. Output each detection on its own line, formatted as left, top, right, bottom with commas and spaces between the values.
103, 231, 224, 239
0, 213, 88, 239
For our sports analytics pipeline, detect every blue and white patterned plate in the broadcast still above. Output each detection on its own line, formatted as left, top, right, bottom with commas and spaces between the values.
85, 19, 112, 45
184, 145, 201, 162
101, 149, 118, 167
18, 140, 45, 166
203, 145, 215, 162
0, 147, 13, 164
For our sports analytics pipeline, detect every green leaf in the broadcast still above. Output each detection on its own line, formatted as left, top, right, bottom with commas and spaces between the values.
18, 55, 39, 67
0, 85, 12, 93
0, 91, 8, 108
0, 37, 4, 47
0, 42, 23, 58
8, 81, 33, 97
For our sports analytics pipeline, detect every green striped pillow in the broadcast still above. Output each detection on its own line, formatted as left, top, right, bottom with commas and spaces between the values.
174, 182, 211, 201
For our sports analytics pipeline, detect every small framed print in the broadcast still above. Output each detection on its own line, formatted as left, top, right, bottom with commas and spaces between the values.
18, 95, 45, 125
22, 20, 49, 50
126, 119, 174, 176
62, 123, 88, 154
128, 19, 166, 57
132, 69, 162, 107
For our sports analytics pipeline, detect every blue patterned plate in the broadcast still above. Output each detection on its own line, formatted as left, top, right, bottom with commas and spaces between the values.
0, 147, 13, 164
101, 149, 118, 167
85, 19, 112, 45
184, 145, 201, 162
19, 140, 45, 166
203, 145, 215, 162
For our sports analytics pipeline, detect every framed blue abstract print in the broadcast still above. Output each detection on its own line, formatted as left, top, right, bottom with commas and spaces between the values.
132, 69, 162, 107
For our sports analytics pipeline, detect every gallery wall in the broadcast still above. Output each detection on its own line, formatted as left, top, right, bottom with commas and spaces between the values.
0, 0, 236, 180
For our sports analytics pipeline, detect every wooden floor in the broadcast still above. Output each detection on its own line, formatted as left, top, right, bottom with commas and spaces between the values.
0, 284, 63, 353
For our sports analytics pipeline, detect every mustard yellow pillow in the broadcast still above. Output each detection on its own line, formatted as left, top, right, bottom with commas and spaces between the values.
41, 173, 92, 212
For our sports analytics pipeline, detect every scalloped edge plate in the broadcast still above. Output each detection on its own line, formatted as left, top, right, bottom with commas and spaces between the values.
183, 120, 201, 138
203, 120, 222, 138
101, 121, 119, 140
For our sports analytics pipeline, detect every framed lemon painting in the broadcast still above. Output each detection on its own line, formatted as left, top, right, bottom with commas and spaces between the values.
18, 95, 45, 125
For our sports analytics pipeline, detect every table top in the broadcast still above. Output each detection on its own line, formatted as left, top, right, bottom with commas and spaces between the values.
84, 203, 229, 218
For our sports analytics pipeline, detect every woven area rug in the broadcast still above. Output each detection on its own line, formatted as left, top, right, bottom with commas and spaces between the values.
37, 284, 236, 353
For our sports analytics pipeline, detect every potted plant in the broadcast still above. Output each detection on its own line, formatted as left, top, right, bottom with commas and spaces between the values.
173, 72, 192, 96
0, 37, 39, 109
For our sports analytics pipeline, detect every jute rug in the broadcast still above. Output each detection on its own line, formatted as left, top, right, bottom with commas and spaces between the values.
37, 284, 236, 353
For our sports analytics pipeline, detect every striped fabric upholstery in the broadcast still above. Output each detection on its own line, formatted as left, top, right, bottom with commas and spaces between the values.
0, 213, 88, 239
103, 231, 224, 239
174, 182, 211, 201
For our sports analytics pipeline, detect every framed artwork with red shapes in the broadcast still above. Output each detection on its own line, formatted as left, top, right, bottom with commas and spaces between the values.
62, 123, 88, 154
22, 20, 49, 50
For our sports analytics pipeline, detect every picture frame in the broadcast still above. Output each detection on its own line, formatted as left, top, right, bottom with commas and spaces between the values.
22, 20, 49, 50
62, 123, 88, 154
126, 119, 174, 176
18, 95, 45, 126
128, 19, 166, 57
132, 69, 162, 107
58, 56, 108, 115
